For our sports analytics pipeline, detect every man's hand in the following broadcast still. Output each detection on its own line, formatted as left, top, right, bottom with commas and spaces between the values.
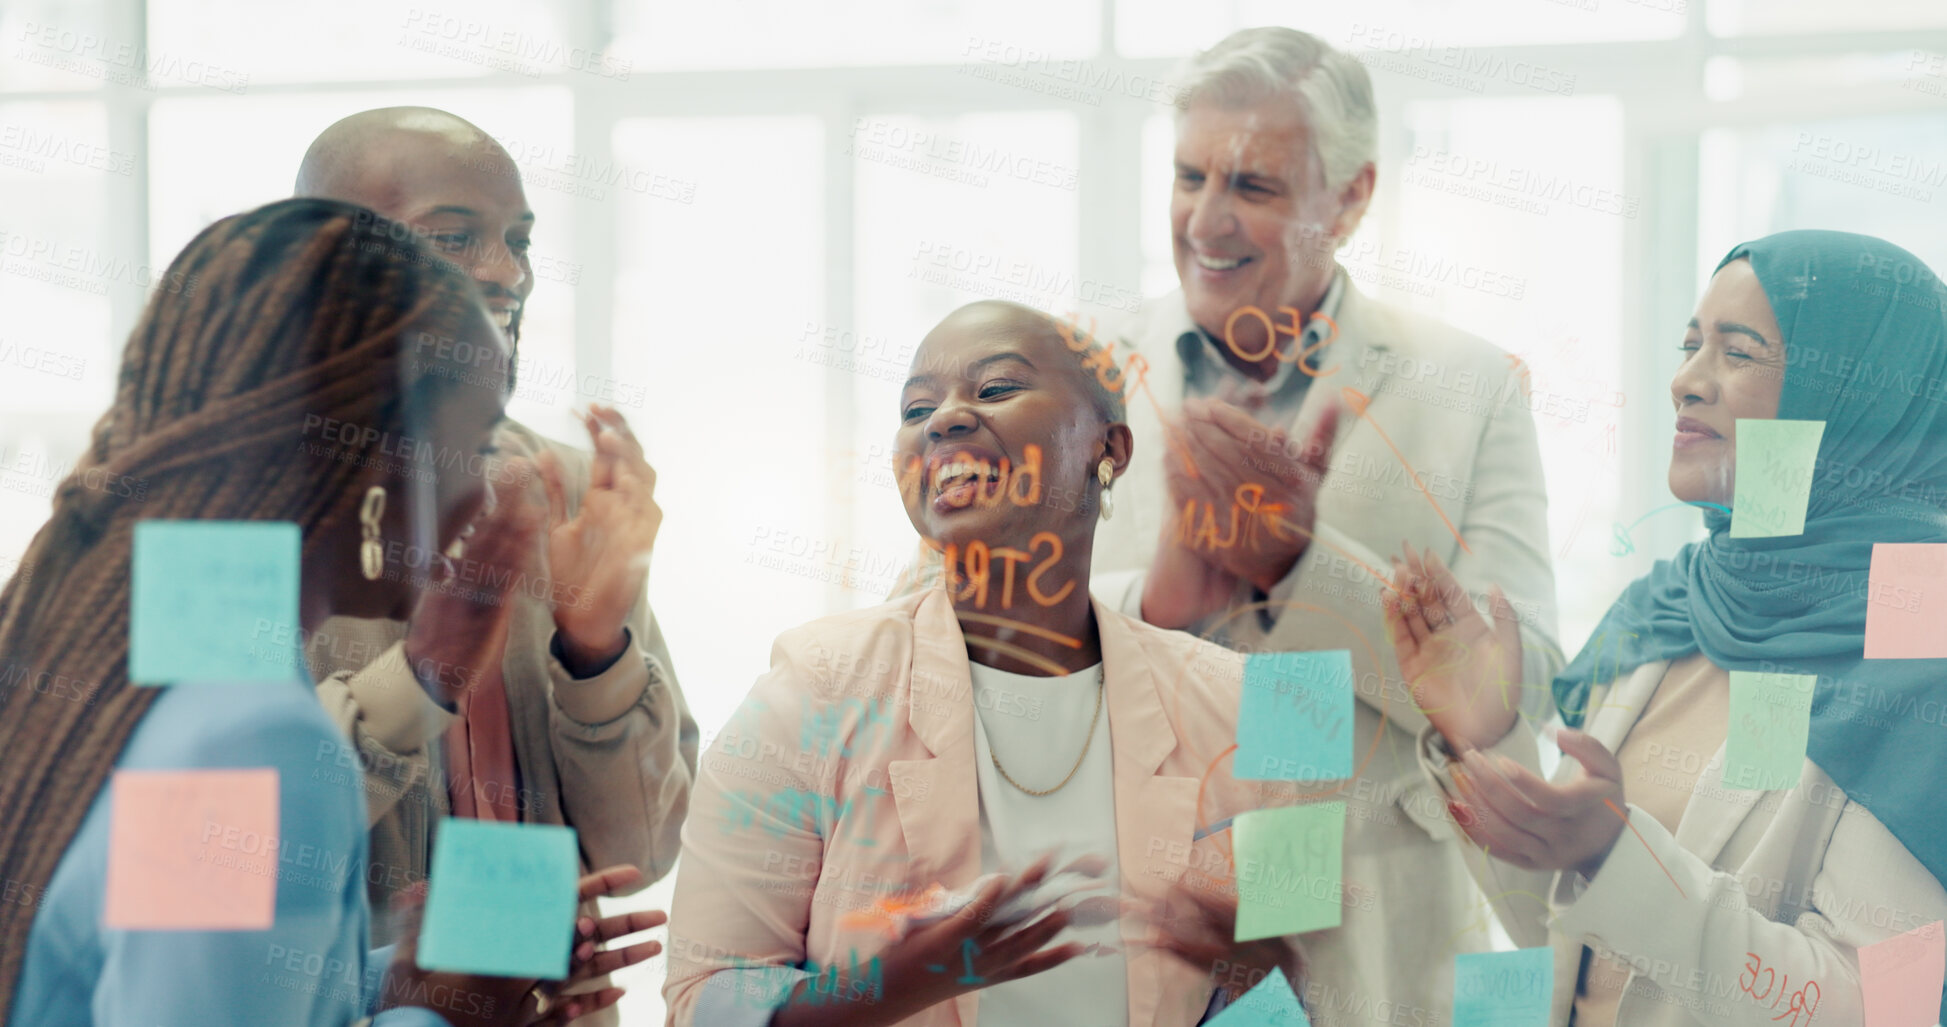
1141, 523, 1240, 630
543, 405, 661, 678
1165, 398, 1336, 594
402, 454, 548, 708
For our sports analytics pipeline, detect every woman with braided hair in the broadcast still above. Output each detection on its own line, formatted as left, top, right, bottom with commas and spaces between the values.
0, 198, 660, 1026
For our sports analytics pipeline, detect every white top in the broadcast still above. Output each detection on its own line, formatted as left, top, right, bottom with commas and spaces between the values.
968, 660, 1128, 1027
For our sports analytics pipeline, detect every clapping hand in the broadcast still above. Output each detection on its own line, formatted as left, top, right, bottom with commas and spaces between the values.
1143, 401, 1337, 626
402, 453, 547, 708
774, 854, 1107, 1027
1382, 543, 1522, 752
541, 405, 661, 677
1169, 399, 1336, 593
1141, 522, 1241, 630
1446, 731, 1628, 880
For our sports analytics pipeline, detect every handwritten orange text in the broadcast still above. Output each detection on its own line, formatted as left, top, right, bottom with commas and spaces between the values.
939, 531, 1074, 611
897, 444, 1045, 510
1224, 304, 1340, 376
1739, 952, 1820, 1027
1056, 313, 1150, 395
1175, 482, 1294, 553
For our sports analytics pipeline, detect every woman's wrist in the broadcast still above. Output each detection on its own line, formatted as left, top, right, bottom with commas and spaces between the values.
1471, 704, 1522, 751
1433, 704, 1519, 755
1572, 817, 1627, 882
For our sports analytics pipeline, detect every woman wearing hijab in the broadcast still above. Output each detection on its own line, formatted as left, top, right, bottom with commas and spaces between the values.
1387, 229, 1947, 1026
0, 199, 661, 1025
664, 300, 1314, 1027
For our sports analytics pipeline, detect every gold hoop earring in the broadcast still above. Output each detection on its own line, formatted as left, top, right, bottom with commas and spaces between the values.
359, 485, 387, 581
1097, 457, 1115, 521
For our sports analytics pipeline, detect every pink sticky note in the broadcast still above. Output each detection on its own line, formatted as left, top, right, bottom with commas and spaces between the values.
1865, 544, 1947, 659
105, 768, 278, 930
1860, 920, 1945, 1027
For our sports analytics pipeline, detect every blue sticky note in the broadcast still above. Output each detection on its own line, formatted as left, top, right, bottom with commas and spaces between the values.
418, 819, 580, 979
1207, 968, 1312, 1026
130, 520, 300, 685
1730, 419, 1825, 538
1454, 947, 1553, 1027
1238, 651, 1354, 781
1234, 801, 1346, 940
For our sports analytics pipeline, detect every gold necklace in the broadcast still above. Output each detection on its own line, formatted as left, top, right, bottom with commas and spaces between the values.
988, 666, 1104, 798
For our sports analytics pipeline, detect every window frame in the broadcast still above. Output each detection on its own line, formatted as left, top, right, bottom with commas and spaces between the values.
9, 0, 1947, 618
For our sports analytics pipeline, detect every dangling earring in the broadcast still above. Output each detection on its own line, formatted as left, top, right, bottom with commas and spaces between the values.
359, 485, 387, 581
1097, 458, 1115, 521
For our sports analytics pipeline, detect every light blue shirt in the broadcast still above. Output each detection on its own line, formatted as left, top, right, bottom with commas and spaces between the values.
10, 679, 450, 1027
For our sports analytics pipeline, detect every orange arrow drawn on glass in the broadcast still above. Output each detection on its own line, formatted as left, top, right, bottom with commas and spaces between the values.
1341, 386, 1470, 555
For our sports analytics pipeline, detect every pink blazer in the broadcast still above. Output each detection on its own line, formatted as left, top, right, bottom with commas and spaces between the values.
663, 587, 1301, 1026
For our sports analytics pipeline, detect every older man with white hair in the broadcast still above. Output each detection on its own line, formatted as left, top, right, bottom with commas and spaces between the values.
1091, 26, 1563, 1026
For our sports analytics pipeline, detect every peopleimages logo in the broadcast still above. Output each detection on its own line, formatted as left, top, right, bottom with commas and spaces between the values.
0, 123, 136, 176
12, 21, 250, 93
908, 239, 1144, 313
398, 8, 631, 80
0, 229, 197, 298
958, 36, 1187, 108
1405, 145, 1639, 219
1336, 238, 1528, 300
1344, 23, 1577, 96
848, 117, 1079, 192
1785, 132, 1947, 202
484, 138, 695, 204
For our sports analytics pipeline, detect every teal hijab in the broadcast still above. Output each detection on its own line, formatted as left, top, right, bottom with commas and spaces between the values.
1552, 231, 1947, 900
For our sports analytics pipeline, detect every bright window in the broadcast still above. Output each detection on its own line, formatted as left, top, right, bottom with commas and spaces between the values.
10, 6, 1947, 1020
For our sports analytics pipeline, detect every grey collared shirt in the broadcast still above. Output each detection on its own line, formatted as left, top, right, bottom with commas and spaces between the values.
1175, 270, 1346, 432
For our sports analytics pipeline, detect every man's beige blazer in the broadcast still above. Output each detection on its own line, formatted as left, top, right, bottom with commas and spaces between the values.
1090, 282, 1565, 1024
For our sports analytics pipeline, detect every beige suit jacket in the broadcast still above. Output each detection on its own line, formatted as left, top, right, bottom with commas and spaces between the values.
306, 419, 700, 1024
1419, 660, 1947, 1026
664, 588, 1348, 1026
1089, 283, 1564, 1023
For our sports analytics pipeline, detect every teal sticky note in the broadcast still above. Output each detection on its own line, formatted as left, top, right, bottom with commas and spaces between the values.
418, 819, 580, 978
1454, 946, 1552, 1027
1730, 419, 1825, 538
1206, 967, 1311, 1026
1238, 651, 1353, 781
1723, 671, 1816, 790
1234, 802, 1345, 941
130, 520, 300, 685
